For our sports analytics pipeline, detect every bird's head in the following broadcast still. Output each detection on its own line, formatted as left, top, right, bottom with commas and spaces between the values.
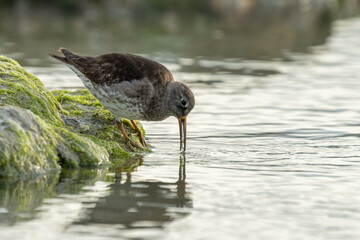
165, 81, 195, 152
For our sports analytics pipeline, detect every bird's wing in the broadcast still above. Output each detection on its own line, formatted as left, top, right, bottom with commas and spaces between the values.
58, 49, 174, 86
51, 48, 173, 103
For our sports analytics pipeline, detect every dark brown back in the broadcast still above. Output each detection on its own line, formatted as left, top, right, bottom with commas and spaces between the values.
63, 51, 174, 86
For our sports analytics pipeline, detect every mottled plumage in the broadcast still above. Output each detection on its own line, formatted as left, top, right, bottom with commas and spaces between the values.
50, 48, 195, 151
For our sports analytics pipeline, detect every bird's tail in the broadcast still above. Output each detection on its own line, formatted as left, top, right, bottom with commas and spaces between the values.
49, 48, 92, 68
49, 48, 79, 63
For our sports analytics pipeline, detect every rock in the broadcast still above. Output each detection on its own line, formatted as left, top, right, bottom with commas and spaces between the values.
52, 89, 146, 162
0, 56, 64, 125
0, 106, 60, 176
0, 56, 146, 176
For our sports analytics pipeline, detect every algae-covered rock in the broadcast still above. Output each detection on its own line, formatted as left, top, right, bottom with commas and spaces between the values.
52, 89, 145, 161
0, 106, 60, 176
0, 56, 146, 176
0, 56, 64, 125
53, 126, 110, 168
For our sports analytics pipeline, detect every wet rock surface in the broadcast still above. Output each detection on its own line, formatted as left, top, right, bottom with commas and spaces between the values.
0, 56, 146, 176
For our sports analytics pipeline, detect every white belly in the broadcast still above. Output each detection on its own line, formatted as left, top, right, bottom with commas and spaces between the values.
93, 83, 145, 120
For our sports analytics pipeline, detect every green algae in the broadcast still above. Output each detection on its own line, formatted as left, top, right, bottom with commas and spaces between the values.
52, 89, 148, 155
54, 89, 103, 107
0, 106, 60, 177
0, 56, 64, 126
52, 126, 109, 168
84, 135, 132, 160
0, 56, 147, 177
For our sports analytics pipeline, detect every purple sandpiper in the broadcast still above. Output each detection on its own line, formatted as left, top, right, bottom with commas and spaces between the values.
50, 48, 195, 151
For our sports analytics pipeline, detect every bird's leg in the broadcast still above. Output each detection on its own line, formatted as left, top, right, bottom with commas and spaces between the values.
130, 120, 147, 147
116, 118, 143, 150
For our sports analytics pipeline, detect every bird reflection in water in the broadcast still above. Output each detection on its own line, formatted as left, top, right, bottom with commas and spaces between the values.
75, 155, 192, 229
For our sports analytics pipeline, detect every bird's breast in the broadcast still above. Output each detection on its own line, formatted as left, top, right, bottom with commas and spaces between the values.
92, 83, 147, 120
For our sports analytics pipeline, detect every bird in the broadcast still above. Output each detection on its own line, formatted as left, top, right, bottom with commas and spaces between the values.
50, 48, 195, 152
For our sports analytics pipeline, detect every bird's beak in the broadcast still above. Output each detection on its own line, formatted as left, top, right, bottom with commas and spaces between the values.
178, 116, 187, 152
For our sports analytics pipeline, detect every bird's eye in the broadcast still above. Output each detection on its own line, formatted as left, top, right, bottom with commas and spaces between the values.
181, 99, 187, 107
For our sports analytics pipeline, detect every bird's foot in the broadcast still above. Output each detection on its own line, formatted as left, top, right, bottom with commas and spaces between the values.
116, 118, 145, 151
132, 131, 147, 147
126, 138, 144, 151
130, 120, 148, 147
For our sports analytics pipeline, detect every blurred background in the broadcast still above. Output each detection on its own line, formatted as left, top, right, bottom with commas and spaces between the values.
1, 0, 360, 64
2, 1, 360, 240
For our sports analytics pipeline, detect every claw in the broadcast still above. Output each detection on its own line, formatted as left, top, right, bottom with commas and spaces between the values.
126, 138, 144, 151
130, 120, 148, 147
116, 118, 144, 151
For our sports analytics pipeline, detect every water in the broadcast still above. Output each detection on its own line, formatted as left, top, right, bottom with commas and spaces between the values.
1, 16, 360, 240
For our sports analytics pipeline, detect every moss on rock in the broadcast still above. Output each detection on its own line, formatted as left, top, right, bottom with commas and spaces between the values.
0, 106, 60, 176
52, 89, 147, 160
0, 56, 64, 126
0, 56, 147, 177
52, 126, 109, 168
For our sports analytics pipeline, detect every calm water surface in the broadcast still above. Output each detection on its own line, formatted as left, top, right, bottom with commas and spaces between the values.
1, 17, 360, 240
